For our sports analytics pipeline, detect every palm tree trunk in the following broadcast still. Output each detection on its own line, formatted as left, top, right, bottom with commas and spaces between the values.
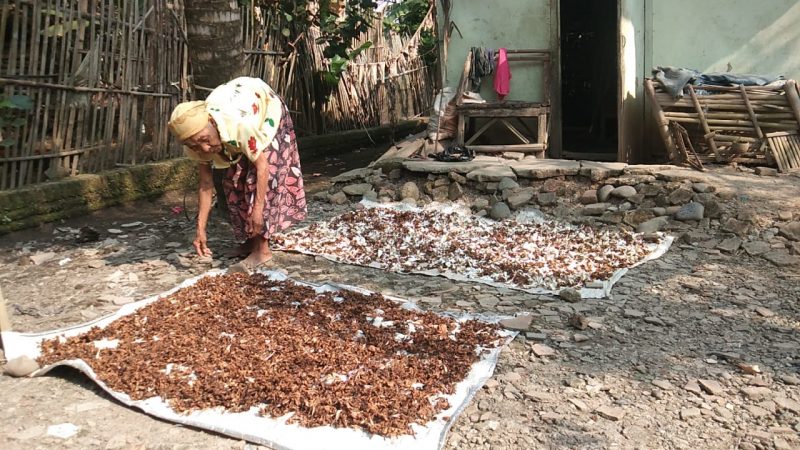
183, 0, 245, 92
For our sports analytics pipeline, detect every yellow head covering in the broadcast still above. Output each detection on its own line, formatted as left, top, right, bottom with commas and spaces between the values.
168, 101, 209, 141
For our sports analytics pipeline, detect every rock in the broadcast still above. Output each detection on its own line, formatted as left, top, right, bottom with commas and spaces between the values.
665, 206, 682, 215
692, 183, 713, 193
680, 408, 701, 420
531, 344, 557, 357
26, 251, 56, 266
388, 168, 403, 181
433, 177, 450, 188
624, 209, 655, 227
763, 250, 800, 267
624, 309, 645, 319
698, 379, 725, 396
502, 152, 526, 160
611, 185, 637, 199
559, 288, 582, 303
780, 374, 800, 385
3, 356, 40, 377
724, 218, 752, 236
500, 315, 533, 331
598, 185, 615, 202
332, 168, 373, 183
448, 182, 464, 201
568, 314, 589, 330
536, 192, 557, 206
582, 203, 610, 216
717, 237, 743, 253
512, 160, 581, 179
573, 333, 590, 343
595, 406, 625, 421
342, 183, 373, 196
507, 188, 536, 209
684, 379, 703, 395
599, 211, 625, 225
525, 332, 548, 341
746, 405, 770, 418
472, 198, 490, 211
430, 186, 449, 202
675, 202, 704, 221
399, 182, 420, 201
329, 191, 348, 205
569, 398, 590, 411
467, 165, 517, 182
775, 397, 800, 413
754, 306, 776, 318
652, 379, 675, 391
580, 161, 628, 181
652, 207, 667, 216
579, 190, 598, 205
363, 190, 379, 202
779, 222, 800, 241
742, 240, 771, 256
498, 177, 519, 191
741, 387, 773, 400
778, 211, 794, 221
636, 217, 669, 234
490, 202, 512, 220
692, 194, 722, 218
121, 221, 143, 228
401, 197, 418, 206
669, 187, 694, 205
755, 167, 778, 177
541, 178, 565, 194
644, 317, 666, 327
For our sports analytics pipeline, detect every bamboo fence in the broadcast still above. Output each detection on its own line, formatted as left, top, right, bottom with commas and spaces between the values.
0, 0, 190, 190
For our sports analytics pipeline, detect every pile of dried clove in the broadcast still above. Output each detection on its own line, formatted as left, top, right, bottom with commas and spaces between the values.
273, 208, 656, 290
38, 274, 502, 436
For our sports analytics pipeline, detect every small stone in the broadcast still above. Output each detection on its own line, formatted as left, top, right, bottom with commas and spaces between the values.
502, 152, 526, 160
780, 375, 800, 386
472, 198, 490, 211
582, 203, 610, 216
611, 185, 637, 199
388, 168, 403, 181
741, 387, 773, 400
165, 242, 182, 248
536, 192, 557, 206
669, 187, 694, 205
698, 379, 725, 396
644, 316, 666, 327
559, 288, 582, 303
568, 313, 590, 330
595, 406, 625, 421
692, 183, 713, 193
3, 356, 40, 377
675, 202, 704, 221
743, 241, 771, 256
684, 379, 703, 395
774, 437, 793, 450
637, 217, 669, 233
507, 188, 536, 209
490, 202, 512, 220
433, 177, 450, 188
624, 209, 655, 227
449, 172, 467, 184
399, 182, 420, 201
598, 185, 615, 202
569, 398, 590, 412
680, 408, 701, 420
754, 167, 778, 177
342, 183, 373, 196
363, 190, 379, 202
531, 344, 557, 357
580, 190, 599, 205
27, 251, 56, 266
107, 228, 123, 234
778, 211, 794, 221
497, 177, 519, 191
448, 182, 464, 201
329, 191, 348, 205
121, 221, 143, 228
779, 221, 800, 241
652, 379, 675, 391
763, 250, 800, 267
745, 405, 770, 418
717, 237, 743, 253
624, 309, 645, 319
775, 396, 800, 413
87, 260, 106, 269
430, 186, 449, 202
573, 333, 590, 343
754, 306, 776, 318
500, 315, 534, 331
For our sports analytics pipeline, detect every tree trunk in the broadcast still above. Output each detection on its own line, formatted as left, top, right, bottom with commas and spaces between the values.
183, 0, 245, 93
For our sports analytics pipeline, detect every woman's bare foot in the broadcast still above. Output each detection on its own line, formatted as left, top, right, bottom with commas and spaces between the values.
224, 238, 255, 258
241, 237, 273, 267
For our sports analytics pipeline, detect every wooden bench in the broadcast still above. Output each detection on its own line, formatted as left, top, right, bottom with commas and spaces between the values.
453, 49, 551, 157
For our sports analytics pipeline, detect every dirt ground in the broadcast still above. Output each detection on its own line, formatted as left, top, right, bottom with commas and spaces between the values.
1, 166, 799, 450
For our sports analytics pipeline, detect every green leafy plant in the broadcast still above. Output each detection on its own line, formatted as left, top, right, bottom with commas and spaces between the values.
383, 0, 436, 68
0, 94, 33, 148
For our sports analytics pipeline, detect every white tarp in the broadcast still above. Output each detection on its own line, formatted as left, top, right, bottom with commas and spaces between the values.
274, 201, 674, 299
1, 270, 515, 450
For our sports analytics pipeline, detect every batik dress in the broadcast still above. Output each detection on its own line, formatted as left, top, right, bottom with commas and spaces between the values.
184, 77, 307, 241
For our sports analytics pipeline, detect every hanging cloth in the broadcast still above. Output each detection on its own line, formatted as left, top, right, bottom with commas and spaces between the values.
493, 48, 512, 100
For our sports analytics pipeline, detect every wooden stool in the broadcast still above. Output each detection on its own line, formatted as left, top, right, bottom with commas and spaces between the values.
455, 101, 549, 157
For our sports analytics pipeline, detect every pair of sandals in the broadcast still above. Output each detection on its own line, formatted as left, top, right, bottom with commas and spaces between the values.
432, 145, 475, 162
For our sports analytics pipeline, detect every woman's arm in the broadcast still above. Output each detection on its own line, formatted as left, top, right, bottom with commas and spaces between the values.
248, 152, 269, 236
194, 163, 214, 257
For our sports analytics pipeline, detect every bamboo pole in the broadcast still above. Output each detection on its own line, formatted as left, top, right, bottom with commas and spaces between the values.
783, 80, 800, 129
644, 79, 678, 160
688, 85, 720, 158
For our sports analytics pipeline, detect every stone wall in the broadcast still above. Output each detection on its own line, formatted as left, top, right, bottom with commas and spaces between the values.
0, 159, 198, 235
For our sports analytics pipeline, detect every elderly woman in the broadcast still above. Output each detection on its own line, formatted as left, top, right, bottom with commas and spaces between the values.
168, 77, 306, 271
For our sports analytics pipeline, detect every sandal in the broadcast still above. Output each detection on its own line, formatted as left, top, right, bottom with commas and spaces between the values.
227, 258, 273, 275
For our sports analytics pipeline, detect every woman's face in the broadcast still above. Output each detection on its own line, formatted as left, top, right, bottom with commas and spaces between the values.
184, 121, 222, 154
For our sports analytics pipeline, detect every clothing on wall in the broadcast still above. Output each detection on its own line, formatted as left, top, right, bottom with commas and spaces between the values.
493, 48, 512, 99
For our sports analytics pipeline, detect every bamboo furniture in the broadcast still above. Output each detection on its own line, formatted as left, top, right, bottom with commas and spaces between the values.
766, 131, 800, 172
454, 49, 551, 157
645, 78, 800, 170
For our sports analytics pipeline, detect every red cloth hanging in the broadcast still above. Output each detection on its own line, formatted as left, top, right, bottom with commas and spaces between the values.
493, 48, 512, 100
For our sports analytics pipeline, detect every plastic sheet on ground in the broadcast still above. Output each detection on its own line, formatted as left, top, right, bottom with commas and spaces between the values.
274, 201, 674, 299
1, 270, 516, 450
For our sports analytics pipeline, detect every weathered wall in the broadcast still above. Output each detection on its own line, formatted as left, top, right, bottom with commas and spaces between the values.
438, 0, 553, 103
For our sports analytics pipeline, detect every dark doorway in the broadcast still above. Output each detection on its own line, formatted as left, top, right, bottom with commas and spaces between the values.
560, 0, 618, 160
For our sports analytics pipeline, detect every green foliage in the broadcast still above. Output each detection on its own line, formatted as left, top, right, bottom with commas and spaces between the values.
383, 0, 436, 68
0, 95, 33, 148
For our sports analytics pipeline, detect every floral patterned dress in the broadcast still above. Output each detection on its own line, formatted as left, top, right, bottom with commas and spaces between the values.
183, 77, 307, 242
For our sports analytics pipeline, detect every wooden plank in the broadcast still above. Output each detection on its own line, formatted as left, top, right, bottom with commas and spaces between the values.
645, 79, 678, 161
740, 85, 764, 139
469, 144, 545, 153
688, 85, 720, 159
464, 118, 498, 146
499, 119, 530, 144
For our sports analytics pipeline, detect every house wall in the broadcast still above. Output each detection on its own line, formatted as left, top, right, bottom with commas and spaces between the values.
438, 0, 553, 103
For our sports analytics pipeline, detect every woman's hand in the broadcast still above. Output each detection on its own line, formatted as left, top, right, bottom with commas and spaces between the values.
247, 206, 265, 237
193, 229, 213, 257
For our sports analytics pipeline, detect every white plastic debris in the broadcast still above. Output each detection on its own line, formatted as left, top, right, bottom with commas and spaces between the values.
46, 423, 80, 439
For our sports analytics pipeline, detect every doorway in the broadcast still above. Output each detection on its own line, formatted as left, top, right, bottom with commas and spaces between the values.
559, 0, 619, 160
